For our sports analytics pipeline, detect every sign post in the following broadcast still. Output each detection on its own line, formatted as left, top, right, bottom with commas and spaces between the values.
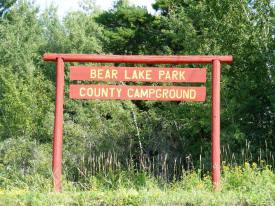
52, 57, 64, 191
212, 60, 221, 190
43, 54, 232, 191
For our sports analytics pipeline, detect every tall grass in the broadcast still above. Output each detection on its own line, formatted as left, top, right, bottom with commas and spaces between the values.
0, 163, 274, 205
0, 139, 274, 205
63, 139, 274, 186
221, 140, 274, 169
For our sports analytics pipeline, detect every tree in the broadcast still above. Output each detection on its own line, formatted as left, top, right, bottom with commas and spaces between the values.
154, 0, 275, 162
97, 0, 274, 167
0, 1, 52, 141
96, 0, 158, 55
0, 0, 16, 19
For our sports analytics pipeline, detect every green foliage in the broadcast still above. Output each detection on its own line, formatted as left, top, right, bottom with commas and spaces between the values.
0, 1, 53, 141
137, 0, 274, 162
0, 0, 16, 19
96, 1, 158, 54
0, 137, 52, 191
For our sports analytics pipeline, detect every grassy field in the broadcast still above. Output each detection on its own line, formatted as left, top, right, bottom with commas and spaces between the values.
0, 162, 274, 206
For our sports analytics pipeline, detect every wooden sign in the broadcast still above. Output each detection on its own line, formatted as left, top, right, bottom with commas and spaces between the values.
44, 53, 233, 192
70, 85, 206, 101
70, 66, 206, 83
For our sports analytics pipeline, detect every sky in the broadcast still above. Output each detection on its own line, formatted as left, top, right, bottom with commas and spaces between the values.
35, 0, 156, 18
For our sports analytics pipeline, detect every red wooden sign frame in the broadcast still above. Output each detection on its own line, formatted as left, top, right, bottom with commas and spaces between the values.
43, 53, 233, 192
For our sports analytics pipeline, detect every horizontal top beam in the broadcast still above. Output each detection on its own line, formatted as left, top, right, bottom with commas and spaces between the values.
43, 53, 233, 64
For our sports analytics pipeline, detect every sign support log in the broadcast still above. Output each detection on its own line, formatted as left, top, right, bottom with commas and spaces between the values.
44, 54, 233, 64
52, 57, 65, 192
212, 60, 221, 190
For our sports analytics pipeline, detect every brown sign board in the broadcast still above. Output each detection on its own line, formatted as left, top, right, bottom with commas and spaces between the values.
70, 66, 206, 83
70, 85, 206, 101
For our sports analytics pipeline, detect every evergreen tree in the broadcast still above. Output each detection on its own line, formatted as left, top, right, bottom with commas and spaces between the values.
0, 0, 16, 19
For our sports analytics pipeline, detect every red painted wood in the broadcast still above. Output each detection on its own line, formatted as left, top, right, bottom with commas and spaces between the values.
43, 53, 232, 192
70, 85, 206, 101
44, 53, 233, 64
52, 58, 64, 192
212, 60, 221, 190
70, 66, 206, 83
